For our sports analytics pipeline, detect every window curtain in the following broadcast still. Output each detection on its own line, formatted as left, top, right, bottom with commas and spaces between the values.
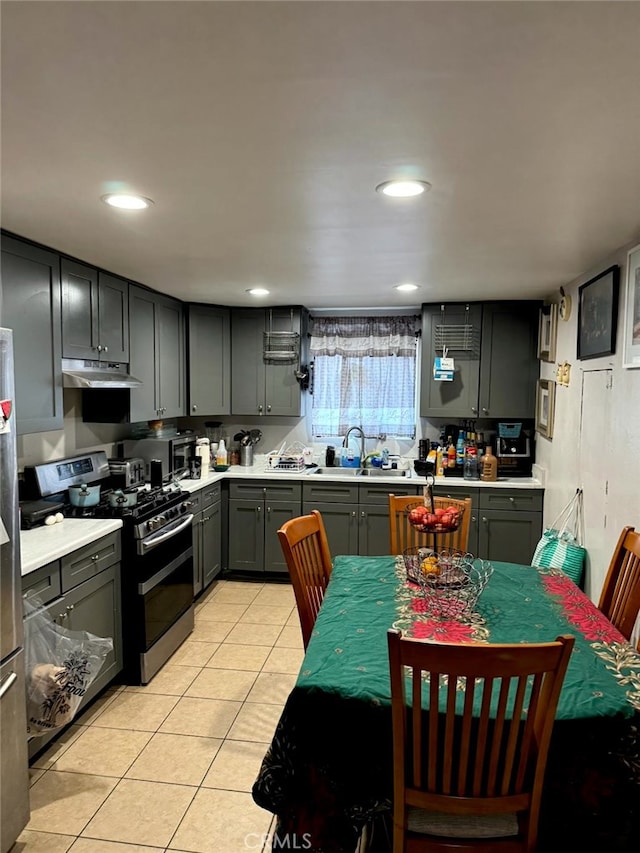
310, 316, 417, 438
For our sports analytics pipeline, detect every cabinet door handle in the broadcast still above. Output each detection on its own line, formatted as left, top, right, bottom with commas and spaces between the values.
66, 604, 74, 612
482, 407, 489, 414
509, 497, 515, 504
482, 517, 488, 524
361, 511, 366, 518
351, 511, 357, 517
91, 554, 99, 562
97, 344, 103, 353
267, 404, 272, 412
258, 405, 263, 414
256, 506, 261, 514
103, 346, 108, 354
471, 407, 478, 414
59, 612, 68, 621
267, 506, 271, 514
472, 516, 477, 523
192, 404, 198, 412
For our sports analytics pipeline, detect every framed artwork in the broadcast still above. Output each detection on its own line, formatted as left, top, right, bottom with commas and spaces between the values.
535, 378, 555, 440
622, 243, 640, 368
577, 265, 619, 360
537, 303, 558, 362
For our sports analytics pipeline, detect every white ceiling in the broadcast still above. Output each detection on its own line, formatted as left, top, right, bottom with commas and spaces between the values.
2, 1, 640, 310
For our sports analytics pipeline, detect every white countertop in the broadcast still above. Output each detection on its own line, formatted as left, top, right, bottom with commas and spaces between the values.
20, 466, 541, 577
20, 519, 123, 577
179, 464, 543, 491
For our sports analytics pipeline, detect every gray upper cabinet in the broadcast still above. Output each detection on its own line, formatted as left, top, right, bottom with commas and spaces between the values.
129, 285, 185, 421
477, 302, 539, 419
231, 307, 307, 417
187, 305, 231, 416
1, 235, 63, 434
61, 260, 129, 363
420, 302, 539, 419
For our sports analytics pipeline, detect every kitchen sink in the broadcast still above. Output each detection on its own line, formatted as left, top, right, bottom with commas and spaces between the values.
310, 467, 363, 477
309, 467, 412, 478
360, 468, 411, 477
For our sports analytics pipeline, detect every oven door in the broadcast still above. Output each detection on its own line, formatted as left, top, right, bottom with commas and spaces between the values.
137, 514, 194, 651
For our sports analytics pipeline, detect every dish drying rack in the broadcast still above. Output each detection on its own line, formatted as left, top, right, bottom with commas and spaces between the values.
265, 441, 306, 473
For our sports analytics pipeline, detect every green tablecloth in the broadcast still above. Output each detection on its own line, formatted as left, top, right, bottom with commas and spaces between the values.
254, 555, 640, 852
298, 555, 640, 721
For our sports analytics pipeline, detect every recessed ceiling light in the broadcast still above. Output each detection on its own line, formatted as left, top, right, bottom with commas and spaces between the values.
101, 193, 153, 210
394, 283, 420, 292
376, 180, 431, 198
247, 288, 270, 296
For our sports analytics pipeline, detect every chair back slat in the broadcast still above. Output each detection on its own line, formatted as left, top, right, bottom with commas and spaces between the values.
277, 511, 333, 649
388, 494, 472, 555
598, 526, 640, 641
388, 630, 574, 851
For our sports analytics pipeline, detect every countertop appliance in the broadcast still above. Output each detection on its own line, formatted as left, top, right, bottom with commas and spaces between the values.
121, 435, 197, 480
107, 457, 146, 489
496, 433, 533, 477
24, 453, 195, 685
0, 328, 31, 852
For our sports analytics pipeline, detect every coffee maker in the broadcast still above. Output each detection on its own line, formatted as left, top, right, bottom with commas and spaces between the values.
495, 424, 533, 477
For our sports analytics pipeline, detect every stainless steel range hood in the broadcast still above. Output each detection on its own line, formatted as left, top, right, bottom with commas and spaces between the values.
62, 358, 143, 389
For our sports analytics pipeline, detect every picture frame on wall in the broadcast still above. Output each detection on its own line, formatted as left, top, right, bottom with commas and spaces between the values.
535, 378, 555, 440
537, 303, 558, 362
622, 243, 640, 368
577, 265, 619, 360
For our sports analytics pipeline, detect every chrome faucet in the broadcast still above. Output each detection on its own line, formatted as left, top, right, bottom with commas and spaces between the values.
342, 426, 366, 465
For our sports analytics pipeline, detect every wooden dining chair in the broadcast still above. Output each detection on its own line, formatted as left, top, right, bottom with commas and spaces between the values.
389, 494, 472, 555
387, 628, 575, 853
598, 526, 640, 644
277, 510, 333, 650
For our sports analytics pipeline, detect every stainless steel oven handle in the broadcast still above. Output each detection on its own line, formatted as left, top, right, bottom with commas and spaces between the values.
140, 513, 194, 553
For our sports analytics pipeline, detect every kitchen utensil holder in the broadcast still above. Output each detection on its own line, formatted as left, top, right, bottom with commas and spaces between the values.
240, 445, 254, 467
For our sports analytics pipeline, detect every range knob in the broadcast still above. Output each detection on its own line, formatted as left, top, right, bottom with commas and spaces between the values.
149, 515, 164, 531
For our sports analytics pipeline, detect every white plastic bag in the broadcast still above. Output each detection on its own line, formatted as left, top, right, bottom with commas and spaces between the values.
23, 599, 113, 737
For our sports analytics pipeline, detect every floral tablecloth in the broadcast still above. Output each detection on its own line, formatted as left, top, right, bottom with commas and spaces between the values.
253, 556, 640, 851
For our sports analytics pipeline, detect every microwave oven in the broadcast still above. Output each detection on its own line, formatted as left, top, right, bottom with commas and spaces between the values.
121, 435, 197, 479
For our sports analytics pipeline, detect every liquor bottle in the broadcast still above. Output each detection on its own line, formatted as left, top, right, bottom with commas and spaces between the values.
481, 446, 498, 481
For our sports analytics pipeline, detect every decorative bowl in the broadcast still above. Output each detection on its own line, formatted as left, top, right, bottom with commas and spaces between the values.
403, 547, 493, 617
213, 464, 230, 472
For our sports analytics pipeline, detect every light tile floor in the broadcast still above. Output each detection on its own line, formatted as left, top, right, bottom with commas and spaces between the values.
17, 579, 303, 853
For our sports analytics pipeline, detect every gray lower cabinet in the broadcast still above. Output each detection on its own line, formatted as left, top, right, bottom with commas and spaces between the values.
129, 285, 185, 421
420, 301, 539, 419
432, 485, 543, 564
191, 483, 222, 596
22, 531, 123, 757
477, 489, 543, 565
187, 304, 231, 416
303, 481, 422, 557
61, 260, 129, 362
230, 308, 307, 417
1, 234, 63, 434
227, 481, 302, 573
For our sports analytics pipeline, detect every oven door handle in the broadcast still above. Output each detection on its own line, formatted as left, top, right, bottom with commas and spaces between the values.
140, 513, 194, 553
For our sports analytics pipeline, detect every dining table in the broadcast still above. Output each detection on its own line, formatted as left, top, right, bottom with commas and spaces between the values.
253, 554, 640, 852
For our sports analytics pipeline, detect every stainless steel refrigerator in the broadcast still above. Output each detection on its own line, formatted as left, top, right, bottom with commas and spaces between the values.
0, 327, 30, 851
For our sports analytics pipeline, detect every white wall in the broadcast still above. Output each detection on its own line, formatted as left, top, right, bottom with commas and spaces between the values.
535, 237, 640, 602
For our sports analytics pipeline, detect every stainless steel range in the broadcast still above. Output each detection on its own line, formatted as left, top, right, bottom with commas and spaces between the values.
24, 451, 195, 685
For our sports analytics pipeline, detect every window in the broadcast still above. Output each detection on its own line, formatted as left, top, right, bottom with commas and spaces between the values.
309, 316, 417, 438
